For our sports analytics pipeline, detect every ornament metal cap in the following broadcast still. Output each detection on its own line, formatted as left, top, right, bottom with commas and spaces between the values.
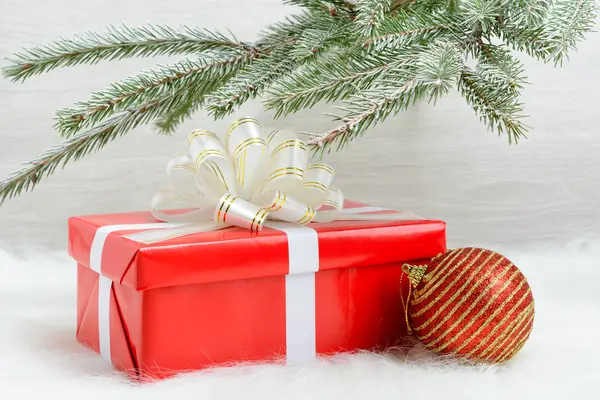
402, 263, 428, 289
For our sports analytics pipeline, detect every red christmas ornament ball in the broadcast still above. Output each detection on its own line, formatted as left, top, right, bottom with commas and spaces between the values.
406, 247, 535, 363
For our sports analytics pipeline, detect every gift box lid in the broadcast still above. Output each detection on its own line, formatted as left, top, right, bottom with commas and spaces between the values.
68, 200, 446, 291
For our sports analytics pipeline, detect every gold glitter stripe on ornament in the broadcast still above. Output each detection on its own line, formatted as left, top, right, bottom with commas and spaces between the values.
495, 317, 534, 363
233, 137, 265, 159
264, 167, 304, 186
412, 247, 484, 306
272, 139, 307, 156
302, 181, 328, 192
171, 164, 196, 173
205, 160, 230, 191
265, 191, 287, 212
412, 249, 497, 319
188, 129, 218, 145
250, 208, 268, 232
464, 283, 533, 359
476, 296, 533, 360
480, 302, 534, 361
421, 248, 463, 281
297, 207, 316, 225
412, 248, 473, 303
499, 339, 527, 363
487, 310, 534, 363
461, 282, 528, 357
488, 308, 534, 363
215, 194, 237, 224
413, 256, 510, 331
427, 271, 525, 352
306, 163, 335, 175
454, 286, 531, 359
427, 271, 525, 351
414, 248, 483, 302
417, 255, 511, 341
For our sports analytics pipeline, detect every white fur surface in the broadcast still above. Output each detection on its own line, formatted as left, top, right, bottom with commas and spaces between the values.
1, 241, 599, 400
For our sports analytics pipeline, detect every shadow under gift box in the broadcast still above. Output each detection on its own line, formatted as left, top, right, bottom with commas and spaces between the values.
68, 200, 446, 381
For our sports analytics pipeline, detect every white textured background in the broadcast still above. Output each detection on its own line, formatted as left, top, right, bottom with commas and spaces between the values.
0, 1, 599, 251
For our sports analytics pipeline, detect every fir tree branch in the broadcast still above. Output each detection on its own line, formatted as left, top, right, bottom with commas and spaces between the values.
391, 0, 417, 10
495, 0, 597, 65
503, 0, 552, 28
205, 47, 297, 119
447, 0, 462, 14
475, 45, 528, 97
365, 11, 457, 50
306, 77, 424, 153
1, 25, 250, 82
288, 22, 353, 61
356, 0, 394, 36
306, 40, 462, 151
153, 96, 203, 134
265, 49, 418, 117
0, 95, 187, 204
55, 52, 256, 137
258, 8, 346, 46
543, 0, 598, 66
416, 40, 463, 102
405, 0, 461, 13
494, 22, 551, 61
458, 67, 528, 144
207, 14, 352, 118
283, 0, 356, 13
462, 0, 502, 32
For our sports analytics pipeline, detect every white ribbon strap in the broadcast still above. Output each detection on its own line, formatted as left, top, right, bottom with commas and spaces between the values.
266, 221, 319, 364
89, 223, 186, 363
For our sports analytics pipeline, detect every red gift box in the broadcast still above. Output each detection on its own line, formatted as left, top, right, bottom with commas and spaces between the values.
68, 200, 446, 380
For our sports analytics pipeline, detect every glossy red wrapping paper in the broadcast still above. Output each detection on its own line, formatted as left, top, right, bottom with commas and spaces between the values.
69, 200, 446, 380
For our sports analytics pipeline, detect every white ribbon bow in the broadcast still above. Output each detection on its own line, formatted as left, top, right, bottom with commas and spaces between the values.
152, 117, 414, 231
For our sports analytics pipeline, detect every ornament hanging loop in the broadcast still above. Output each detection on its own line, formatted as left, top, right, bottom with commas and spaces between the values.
399, 263, 428, 336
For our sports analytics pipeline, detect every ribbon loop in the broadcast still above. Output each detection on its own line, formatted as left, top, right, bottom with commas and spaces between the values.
188, 129, 237, 200
300, 164, 335, 207
225, 117, 269, 201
